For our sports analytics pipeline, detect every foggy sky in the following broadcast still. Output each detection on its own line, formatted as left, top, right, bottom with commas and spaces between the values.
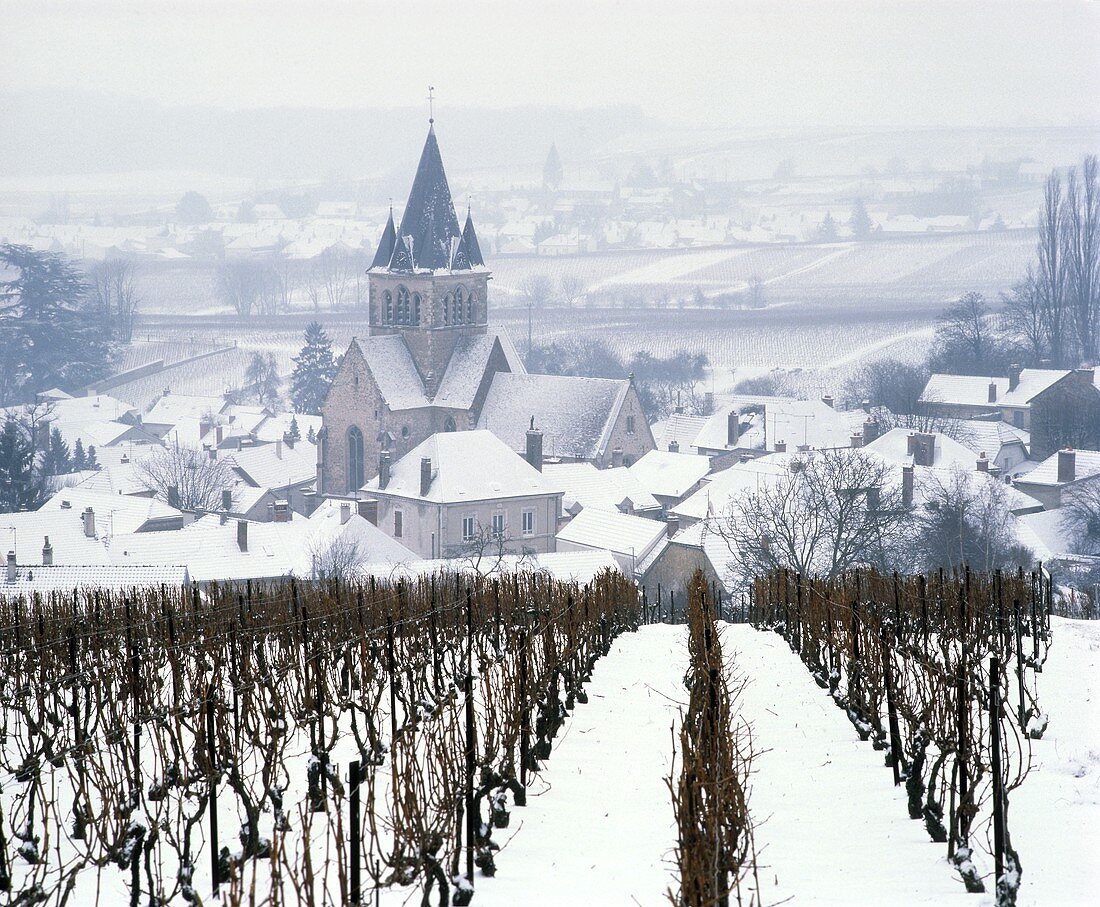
2, 0, 1098, 128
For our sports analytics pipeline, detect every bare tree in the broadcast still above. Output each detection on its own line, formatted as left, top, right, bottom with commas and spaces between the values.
1063, 481, 1100, 557
308, 247, 356, 311
217, 260, 266, 318
88, 259, 140, 342
1037, 172, 1071, 365
136, 445, 237, 512
1001, 267, 1046, 363
912, 467, 1032, 571
1064, 155, 1100, 363
710, 448, 910, 588
520, 274, 553, 361
444, 520, 512, 574
256, 257, 296, 317
309, 533, 366, 580
934, 291, 999, 372
559, 275, 585, 307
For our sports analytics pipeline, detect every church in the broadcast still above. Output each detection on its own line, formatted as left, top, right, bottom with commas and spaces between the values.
318, 123, 654, 496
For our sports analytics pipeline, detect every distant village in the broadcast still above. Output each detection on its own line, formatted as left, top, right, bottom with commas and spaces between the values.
2, 126, 1098, 611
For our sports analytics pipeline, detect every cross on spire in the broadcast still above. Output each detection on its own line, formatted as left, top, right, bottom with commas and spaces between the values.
427, 85, 435, 124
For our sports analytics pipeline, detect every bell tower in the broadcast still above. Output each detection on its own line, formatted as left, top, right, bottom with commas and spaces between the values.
367, 124, 490, 394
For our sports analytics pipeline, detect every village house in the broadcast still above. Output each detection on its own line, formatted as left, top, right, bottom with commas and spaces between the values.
360, 429, 563, 561
1013, 448, 1100, 510
319, 123, 653, 495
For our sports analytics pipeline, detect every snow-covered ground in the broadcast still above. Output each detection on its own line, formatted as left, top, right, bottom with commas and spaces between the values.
475, 618, 1099, 906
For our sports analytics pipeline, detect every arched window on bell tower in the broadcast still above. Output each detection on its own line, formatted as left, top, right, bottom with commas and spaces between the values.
443, 293, 452, 325
383, 291, 393, 324
347, 426, 365, 492
467, 290, 478, 323
412, 293, 422, 325
396, 286, 410, 324
454, 286, 465, 325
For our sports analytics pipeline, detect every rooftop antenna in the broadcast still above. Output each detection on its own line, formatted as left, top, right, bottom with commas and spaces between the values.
427, 85, 435, 125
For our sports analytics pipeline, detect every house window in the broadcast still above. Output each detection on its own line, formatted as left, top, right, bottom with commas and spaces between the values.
394, 509, 403, 538
522, 509, 534, 536
346, 426, 364, 492
462, 515, 476, 541
626, 415, 635, 434
491, 513, 505, 536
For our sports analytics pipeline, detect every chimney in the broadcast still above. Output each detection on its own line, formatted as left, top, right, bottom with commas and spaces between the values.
1057, 449, 1076, 483
902, 463, 914, 507
207, 446, 217, 460
850, 432, 863, 448
796, 443, 810, 452
82, 507, 96, 538
862, 417, 879, 444
525, 418, 543, 472
666, 514, 680, 538
668, 440, 680, 453
378, 452, 391, 490
215, 425, 224, 445
988, 380, 998, 403
727, 410, 740, 446
822, 393, 834, 408
237, 520, 248, 552
907, 432, 936, 467
276, 438, 283, 460
1008, 363, 1022, 392
302, 490, 318, 516
42, 537, 53, 566
6, 551, 16, 583
704, 391, 714, 412
222, 488, 233, 512
357, 498, 379, 525
611, 446, 624, 468
273, 500, 290, 523
775, 440, 787, 453
420, 457, 433, 496
340, 502, 351, 525
866, 485, 880, 512
976, 452, 989, 472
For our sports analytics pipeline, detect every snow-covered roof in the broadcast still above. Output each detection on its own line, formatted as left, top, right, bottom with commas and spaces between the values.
145, 393, 228, 426
0, 564, 189, 597
628, 449, 712, 499
955, 421, 1029, 457
541, 462, 661, 515
864, 428, 980, 470
364, 430, 558, 504
920, 374, 1007, 408
1015, 509, 1079, 561
0, 509, 111, 566
999, 369, 1073, 406
434, 333, 511, 411
1016, 449, 1100, 486
557, 507, 668, 562
672, 456, 791, 521
358, 335, 431, 410
651, 413, 708, 453
478, 373, 631, 461
41, 487, 184, 534
225, 441, 317, 490
107, 504, 414, 582
254, 412, 323, 444
364, 549, 622, 586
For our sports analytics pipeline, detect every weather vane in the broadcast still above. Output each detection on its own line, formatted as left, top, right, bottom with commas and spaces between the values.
427, 86, 435, 124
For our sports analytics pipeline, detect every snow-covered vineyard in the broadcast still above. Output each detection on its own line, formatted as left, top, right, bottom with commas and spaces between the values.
0, 567, 1096, 906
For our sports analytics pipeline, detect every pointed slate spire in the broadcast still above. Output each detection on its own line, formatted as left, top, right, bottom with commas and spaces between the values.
391, 125, 464, 271
371, 208, 396, 269
389, 232, 415, 272
462, 209, 484, 267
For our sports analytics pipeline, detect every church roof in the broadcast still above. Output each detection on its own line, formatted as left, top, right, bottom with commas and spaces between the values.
386, 125, 472, 273
371, 210, 396, 268
476, 372, 632, 461
462, 211, 485, 266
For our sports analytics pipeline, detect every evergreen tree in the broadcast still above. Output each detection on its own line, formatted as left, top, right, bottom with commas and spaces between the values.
849, 198, 873, 239
73, 438, 87, 471
42, 427, 72, 476
307, 425, 317, 444
0, 244, 113, 401
815, 212, 839, 242
286, 415, 302, 445
86, 445, 99, 471
290, 321, 338, 414
0, 417, 47, 512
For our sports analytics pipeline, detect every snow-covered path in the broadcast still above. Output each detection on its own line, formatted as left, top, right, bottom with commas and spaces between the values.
724, 625, 971, 907
476, 624, 687, 907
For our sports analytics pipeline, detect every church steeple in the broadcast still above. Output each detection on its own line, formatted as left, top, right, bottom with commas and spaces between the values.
371, 207, 396, 269
385, 125, 466, 272
463, 208, 484, 267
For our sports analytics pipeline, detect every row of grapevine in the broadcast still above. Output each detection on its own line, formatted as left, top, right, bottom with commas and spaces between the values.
751, 566, 1050, 904
669, 571, 757, 907
0, 569, 639, 906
